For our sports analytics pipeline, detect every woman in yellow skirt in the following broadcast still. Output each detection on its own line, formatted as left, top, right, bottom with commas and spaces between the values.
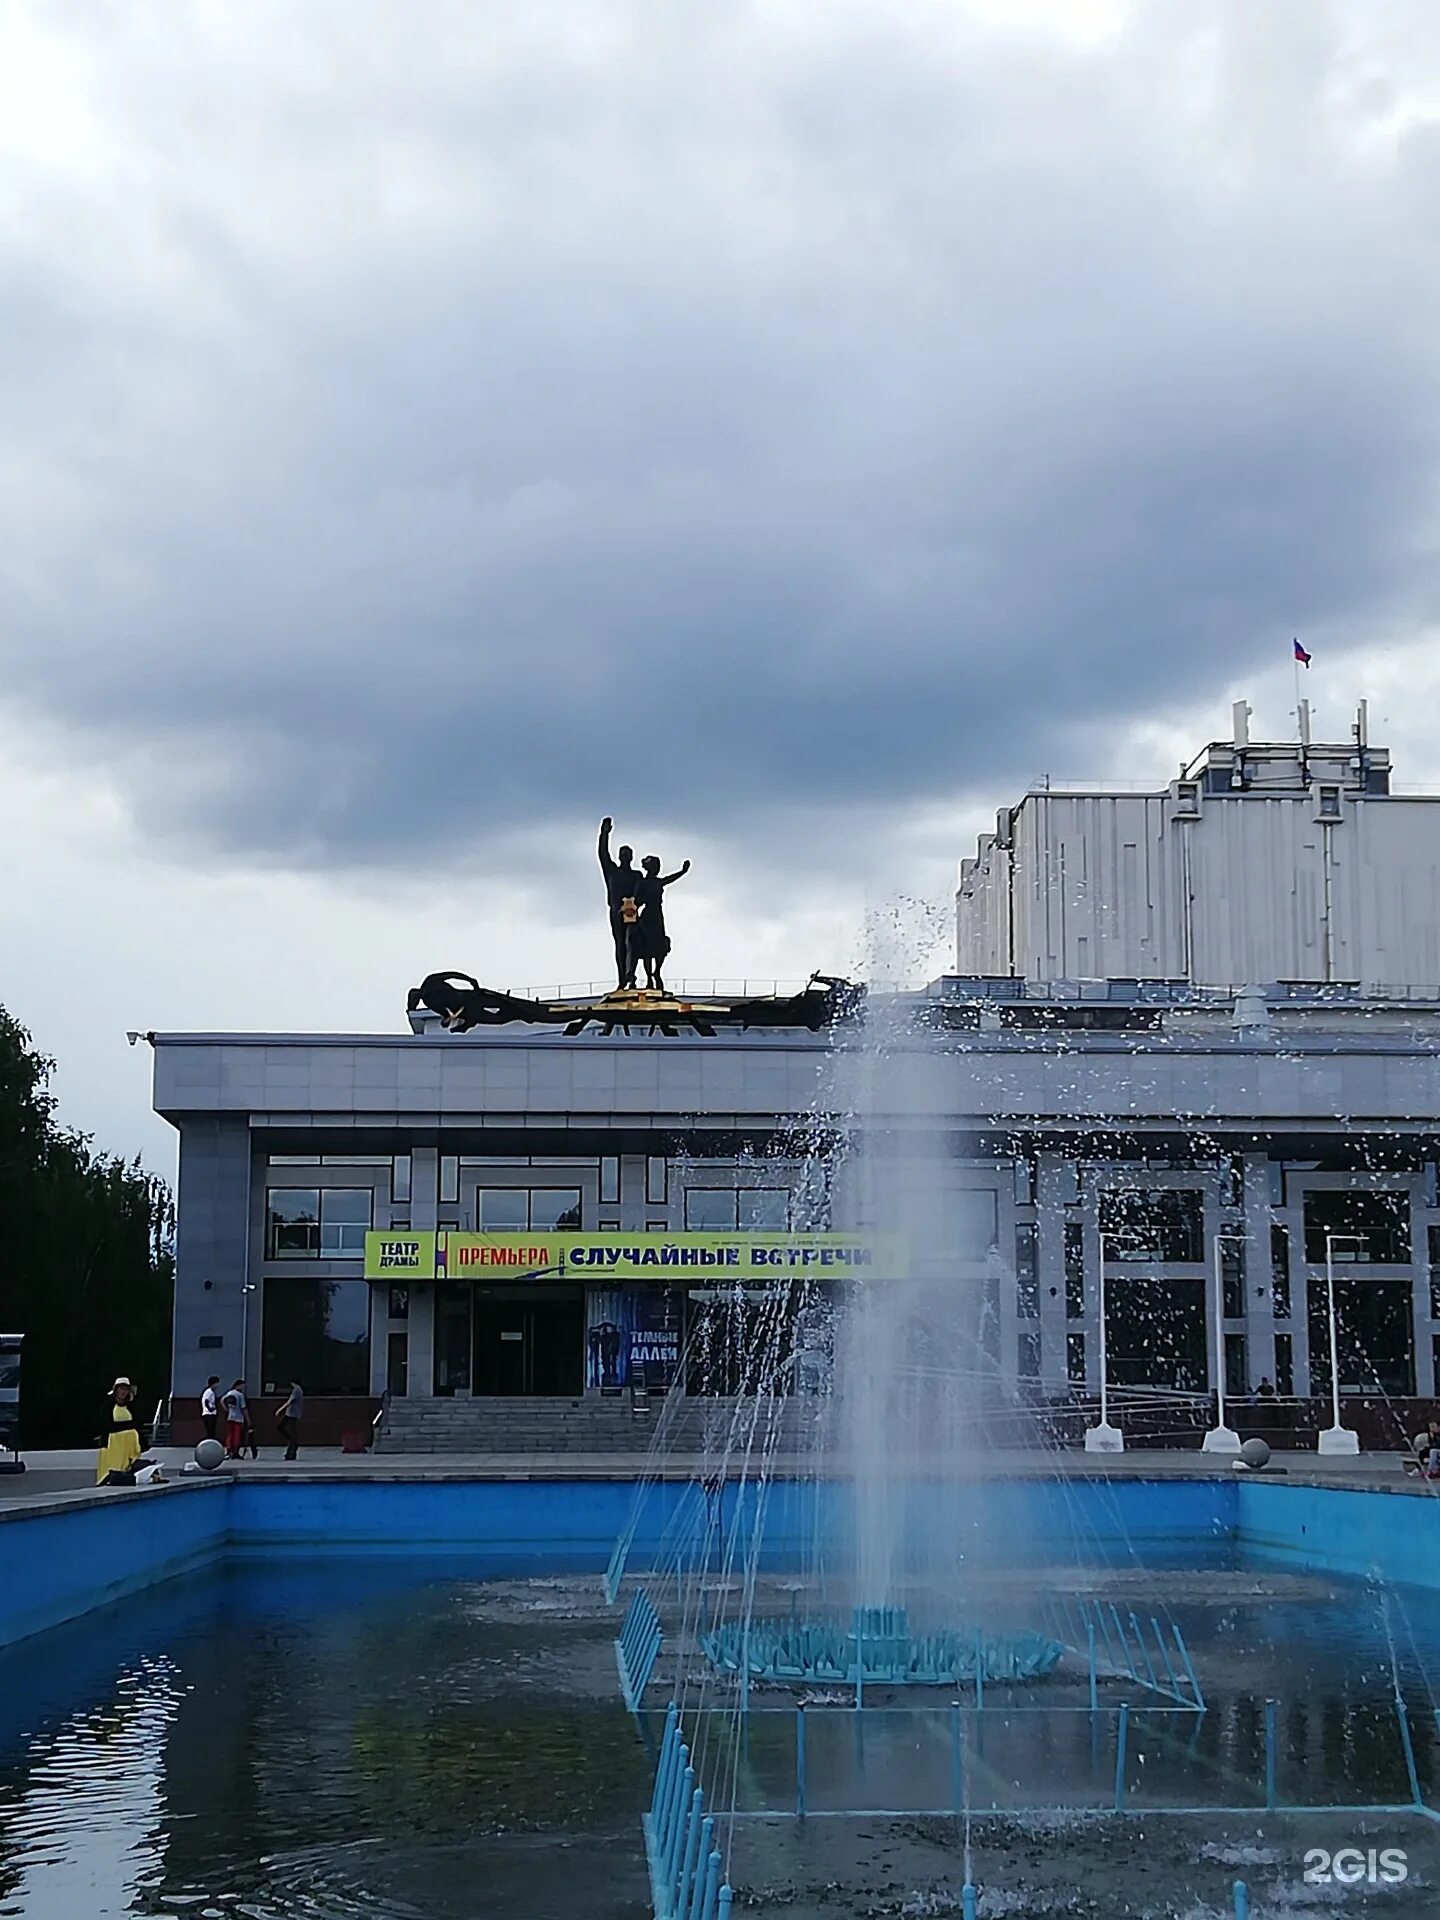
96, 1376, 143, 1484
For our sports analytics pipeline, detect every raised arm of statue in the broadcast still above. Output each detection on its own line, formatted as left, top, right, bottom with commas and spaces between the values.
658, 859, 691, 887
598, 816, 615, 875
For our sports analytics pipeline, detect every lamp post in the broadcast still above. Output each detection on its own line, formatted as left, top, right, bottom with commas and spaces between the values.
1085, 1227, 1155, 1454
1201, 1232, 1246, 1455
1317, 1232, 1364, 1455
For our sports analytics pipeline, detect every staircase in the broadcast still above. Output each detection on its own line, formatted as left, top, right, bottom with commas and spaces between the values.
375, 1393, 819, 1455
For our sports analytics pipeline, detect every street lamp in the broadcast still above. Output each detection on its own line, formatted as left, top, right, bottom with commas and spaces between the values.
1201, 1232, 1246, 1455
1318, 1232, 1364, 1455
1085, 1226, 1156, 1454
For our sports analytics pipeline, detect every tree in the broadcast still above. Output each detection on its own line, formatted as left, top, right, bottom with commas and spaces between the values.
0, 1006, 174, 1447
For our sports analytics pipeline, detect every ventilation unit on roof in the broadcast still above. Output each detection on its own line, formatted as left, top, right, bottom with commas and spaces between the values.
1173, 781, 1201, 817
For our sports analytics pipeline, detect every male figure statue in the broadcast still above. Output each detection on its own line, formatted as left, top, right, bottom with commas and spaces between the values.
598, 817, 641, 989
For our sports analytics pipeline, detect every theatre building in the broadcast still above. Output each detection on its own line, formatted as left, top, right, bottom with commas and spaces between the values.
151, 723, 1440, 1448
152, 986, 1440, 1449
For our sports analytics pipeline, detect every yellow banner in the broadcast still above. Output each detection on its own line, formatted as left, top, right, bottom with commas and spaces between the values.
365, 1231, 436, 1275
364, 1230, 903, 1281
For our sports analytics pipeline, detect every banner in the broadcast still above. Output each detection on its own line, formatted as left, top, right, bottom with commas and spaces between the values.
364, 1230, 902, 1282
365, 1232, 437, 1276
584, 1286, 682, 1390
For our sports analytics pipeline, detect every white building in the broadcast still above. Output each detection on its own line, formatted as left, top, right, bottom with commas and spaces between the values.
956, 703, 1440, 991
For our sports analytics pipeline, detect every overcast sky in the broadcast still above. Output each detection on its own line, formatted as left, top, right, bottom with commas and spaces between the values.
4, 0, 1440, 1173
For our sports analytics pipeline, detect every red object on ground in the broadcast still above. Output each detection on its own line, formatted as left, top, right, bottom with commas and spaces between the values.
340, 1430, 367, 1454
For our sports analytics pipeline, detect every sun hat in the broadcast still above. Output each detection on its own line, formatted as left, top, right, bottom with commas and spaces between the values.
111, 1376, 132, 1389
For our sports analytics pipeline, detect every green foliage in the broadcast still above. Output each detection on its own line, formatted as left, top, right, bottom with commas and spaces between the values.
0, 1005, 174, 1448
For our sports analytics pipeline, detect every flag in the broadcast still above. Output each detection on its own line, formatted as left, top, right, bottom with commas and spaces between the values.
1293, 638, 1312, 667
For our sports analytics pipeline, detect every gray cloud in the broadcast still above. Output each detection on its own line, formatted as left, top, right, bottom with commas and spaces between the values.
5, 0, 1440, 882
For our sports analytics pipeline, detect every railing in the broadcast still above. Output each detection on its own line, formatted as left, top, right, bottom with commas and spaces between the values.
521, 978, 807, 1002
371, 1391, 390, 1448
1041, 1591, 1202, 1709
147, 1394, 171, 1449
647, 1706, 733, 1920
657, 1696, 1438, 1823
616, 1586, 663, 1714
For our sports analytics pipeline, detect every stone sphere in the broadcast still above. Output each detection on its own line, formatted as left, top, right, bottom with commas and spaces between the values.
194, 1437, 226, 1471
1240, 1436, 1271, 1471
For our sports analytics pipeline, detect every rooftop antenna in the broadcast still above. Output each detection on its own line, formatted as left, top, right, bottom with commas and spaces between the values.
1354, 698, 1369, 748
1231, 699, 1251, 748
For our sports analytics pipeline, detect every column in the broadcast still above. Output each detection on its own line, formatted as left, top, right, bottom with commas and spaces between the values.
407, 1147, 440, 1397
171, 1118, 254, 1398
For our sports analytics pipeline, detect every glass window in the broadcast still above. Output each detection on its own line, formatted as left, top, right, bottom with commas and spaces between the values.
269, 1155, 319, 1165
1016, 1224, 1040, 1318
387, 1286, 409, 1320
1271, 1225, 1291, 1317
1303, 1189, 1410, 1264
600, 1157, 620, 1204
476, 1188, 529, 1231
531, 1189, 581, 1231
262, 1278, 370, 1395
1220, 1237, 1245, 1318
1224, 1332, 1247, 1398
598, 1220, 621, 1232
321, 1155, 383, 1166
949, 1189, 999, 1258
1066, 1330, 1086, 1384
1017, 1329, 1040, 1378
268, 1189, 319, 1258
440, 1156, 460, 1205
319, 1188, 371, 1257
390, 1217, 410, 1231
391, 1155, 412, 1205
1274, 1332, 1294, 1396
647, 1158, 668, 1205
1064, 1222, 1085, 1319
685, 1189, 738, 1230
647, 1220, 669, 1232
738, 1189, 789, 1231
1099, 1189, 1204, 1263
1015, 1223, 1038, 1282
476, 1188, 580, 1230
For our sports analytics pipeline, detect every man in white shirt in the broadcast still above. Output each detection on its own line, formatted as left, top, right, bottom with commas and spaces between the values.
200, 1376, 220, 1442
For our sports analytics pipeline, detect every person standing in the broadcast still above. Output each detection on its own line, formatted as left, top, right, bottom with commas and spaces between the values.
201, 1376, 221, 1441
275, 1380, 303, 1461
597, 817, 642, 989
221, 1378, 248, 1460
631, 853, 690, 993
96, 1377, 143, 1485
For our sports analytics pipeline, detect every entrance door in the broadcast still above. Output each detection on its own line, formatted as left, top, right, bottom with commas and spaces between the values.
473, 1287, 584, 1395
434, 1282, 472, 1396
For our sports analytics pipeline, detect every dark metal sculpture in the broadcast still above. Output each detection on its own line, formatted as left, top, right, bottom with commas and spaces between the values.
406, 819, 858, 1038
599, 818, 691, 991
407, 971, 862, 1039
